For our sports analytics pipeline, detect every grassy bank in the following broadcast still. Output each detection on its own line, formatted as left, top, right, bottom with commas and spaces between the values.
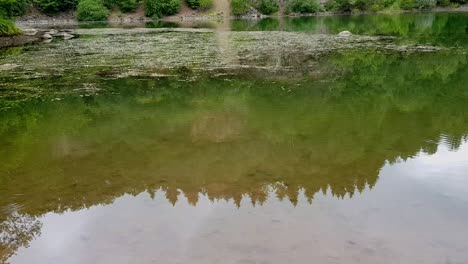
0, 18, 20, 36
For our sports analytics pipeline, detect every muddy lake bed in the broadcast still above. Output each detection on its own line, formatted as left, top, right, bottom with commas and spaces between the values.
1, 12, 468, 264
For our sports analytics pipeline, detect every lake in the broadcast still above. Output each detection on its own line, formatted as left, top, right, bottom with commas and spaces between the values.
1, 12, 468, 264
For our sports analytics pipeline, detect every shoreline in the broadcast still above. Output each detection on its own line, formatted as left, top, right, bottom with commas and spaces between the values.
13, 5, 468, 26
1, 8, 467, 49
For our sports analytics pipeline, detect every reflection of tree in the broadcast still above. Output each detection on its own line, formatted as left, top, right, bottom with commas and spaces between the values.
231, 13, 468, 48
0, 213, 42, 263
0, 50, 467, 214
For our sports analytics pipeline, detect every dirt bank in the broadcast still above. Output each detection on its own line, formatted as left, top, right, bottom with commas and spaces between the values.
0, 35, 41, 49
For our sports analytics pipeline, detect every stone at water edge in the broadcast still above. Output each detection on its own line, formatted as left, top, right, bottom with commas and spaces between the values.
42, 34, 53, 39
46, 29, 58, 35
63, 33, 74, 40
338, 31, 352, 37
22, 29, 38, 36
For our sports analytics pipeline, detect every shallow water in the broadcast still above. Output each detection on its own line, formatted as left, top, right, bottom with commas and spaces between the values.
1, 12, 468, 264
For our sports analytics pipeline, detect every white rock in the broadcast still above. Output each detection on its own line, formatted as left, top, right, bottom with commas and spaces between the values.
338, 31, 352, 37
63, 33, 74, 40
47, 29, 58, 35
22, 29, 38, 36
42, 33, 53, 39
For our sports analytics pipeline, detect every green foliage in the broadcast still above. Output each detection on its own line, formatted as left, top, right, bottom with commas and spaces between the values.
199, 0, 213, 8
437, 0, 450, 5
258, 0, 279, 14
415, 0, 436, 8
77, 0, 110, 21
0, 0, 28, 17
32, 0, 78, 14
231, 0, 250, 15
145, 0, 180, 17
331, 0, 353, 12
186, 0, 199, 8
0, 17, 20, 36
288, 0, 319, 13
117, 0, 137, 11
399, 0, 415, 9
186, 0, 213, 9
102, 0, 137, 12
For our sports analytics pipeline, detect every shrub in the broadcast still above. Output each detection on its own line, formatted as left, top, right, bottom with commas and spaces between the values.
399, 0, 415, 8
323, 0, 336, 10
102, 0, 117, 8
145, 0, 180, 17
332, 0, 352, 11
415, 0, 436, 8
289, 0, 319, 13
199, 0, 213, 8
231, 0, 250, 15
102, 0, 137, 12
33, 0, 78, 14
258, 0, 279, 14
186, 0, 212, 9
437, 0, 450, 5
117, 0, 137, 12
77, 0, 110, 21
0, 0, 28, 17
186, 0, 199, 8
0, 17, 20, 36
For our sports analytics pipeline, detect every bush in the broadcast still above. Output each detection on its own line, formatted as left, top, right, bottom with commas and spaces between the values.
186, 0, 199, 8
331, 0, 352, 11
77, 0, 109, 21
415, 0, 436, 8
186, 0, 212, 9
102, 0, 137, 12
289, 0, 319, 13
0, 17, 20, 36
399, 0, 415, 8
231, 0, 250, 15
0, 0, 28, 17
118, 0, 137, 12
258, 0, 279, 14
437, 0, 450, 5
33, 0, 78, 14
199, 0, 213, 8
145, 0, 180, 17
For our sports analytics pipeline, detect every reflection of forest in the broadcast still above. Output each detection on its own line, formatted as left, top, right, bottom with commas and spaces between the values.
0, 51, 467, 216
232, 13, 468, 48
0, 49, 467, 262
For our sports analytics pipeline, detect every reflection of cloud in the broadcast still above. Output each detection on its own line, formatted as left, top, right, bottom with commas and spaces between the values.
389, 139, 468, 200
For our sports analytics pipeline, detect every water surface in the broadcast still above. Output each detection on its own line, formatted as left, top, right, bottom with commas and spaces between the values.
1, 12, 468, 264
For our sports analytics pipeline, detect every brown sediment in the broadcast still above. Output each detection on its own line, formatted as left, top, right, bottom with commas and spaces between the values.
0, 35, 41, 49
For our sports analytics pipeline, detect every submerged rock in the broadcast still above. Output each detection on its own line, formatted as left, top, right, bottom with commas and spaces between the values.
338, 31, 352, 37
